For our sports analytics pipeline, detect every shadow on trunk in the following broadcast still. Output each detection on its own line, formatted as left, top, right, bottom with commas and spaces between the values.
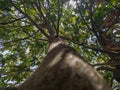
6, 38, 111, 90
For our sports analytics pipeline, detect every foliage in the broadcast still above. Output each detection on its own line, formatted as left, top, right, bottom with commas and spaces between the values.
0, 0, 120, 89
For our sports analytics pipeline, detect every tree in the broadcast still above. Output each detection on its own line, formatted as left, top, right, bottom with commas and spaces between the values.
0, 0, 120, 90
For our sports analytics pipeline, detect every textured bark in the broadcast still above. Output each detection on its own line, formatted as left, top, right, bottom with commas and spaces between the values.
7, 38, 111, 90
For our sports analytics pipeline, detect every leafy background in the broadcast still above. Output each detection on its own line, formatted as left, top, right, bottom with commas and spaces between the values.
0, 0, 120, 89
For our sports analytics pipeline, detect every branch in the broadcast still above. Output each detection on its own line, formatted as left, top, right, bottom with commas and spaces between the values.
92, 62, 111, 66
22, 29, 47, 41
33, 2, 56, 37
21, 0, 27, 14
75, 0, 102, 42
0, 17, 25, 25
56, 0, 62, 35
75, 0, 94, 34
89, 0, 96, 30
60, 36, 120, 55
93, 61, 120, 66
96, 66, 114, 72
1, 37, 29, 45
46, 0, 51, 15
11, 1, 49, 38
109, 1, 120, 10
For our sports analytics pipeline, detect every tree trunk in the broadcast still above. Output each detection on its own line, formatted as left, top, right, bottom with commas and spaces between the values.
6, 37, 111, 90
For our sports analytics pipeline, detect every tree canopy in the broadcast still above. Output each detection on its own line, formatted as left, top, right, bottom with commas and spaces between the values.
0, 0, 120, 90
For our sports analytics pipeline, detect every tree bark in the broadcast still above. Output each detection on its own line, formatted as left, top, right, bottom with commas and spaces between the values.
7, 37, 111, 90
